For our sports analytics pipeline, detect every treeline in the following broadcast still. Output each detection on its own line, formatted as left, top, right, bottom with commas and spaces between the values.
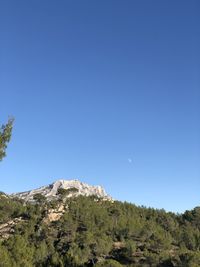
0, 193, 200, 267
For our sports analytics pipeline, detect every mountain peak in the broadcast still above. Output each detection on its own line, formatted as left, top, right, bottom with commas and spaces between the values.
11, 179, 112, 202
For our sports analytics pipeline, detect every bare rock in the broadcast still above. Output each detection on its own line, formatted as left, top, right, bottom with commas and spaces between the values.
11, 179, 112, 202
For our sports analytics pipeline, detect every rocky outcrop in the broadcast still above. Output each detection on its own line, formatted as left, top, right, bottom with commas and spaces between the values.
11, 179, 112, 202
0, 217, 25, 239
43, 204, 66, 223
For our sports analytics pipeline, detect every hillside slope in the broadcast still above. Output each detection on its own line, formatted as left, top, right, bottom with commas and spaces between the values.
0, 181, 200, 267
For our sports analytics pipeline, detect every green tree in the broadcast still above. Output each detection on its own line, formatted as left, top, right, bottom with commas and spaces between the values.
6, 235, 34, 267
0, 244, 12, 267
34, 241, 49, 266
95, 259, 123, 267
0, 118, 14, 161
33, 193, 46, 204
65, 243, 90, 266
118, 240, 136, 263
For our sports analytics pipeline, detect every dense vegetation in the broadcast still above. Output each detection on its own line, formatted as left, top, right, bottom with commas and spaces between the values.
0, 193, 200, 267
1, 119, 199, 266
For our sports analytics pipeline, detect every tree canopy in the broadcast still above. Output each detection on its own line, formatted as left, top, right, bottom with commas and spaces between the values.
0, 118, 14, 161
0, 194, 200, 267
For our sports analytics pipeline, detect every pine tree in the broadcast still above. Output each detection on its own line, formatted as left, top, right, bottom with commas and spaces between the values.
0, 118, 14, 161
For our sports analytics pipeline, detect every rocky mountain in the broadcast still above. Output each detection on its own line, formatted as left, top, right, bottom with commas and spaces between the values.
11, 179, 112, 202
1, 181, 200, 266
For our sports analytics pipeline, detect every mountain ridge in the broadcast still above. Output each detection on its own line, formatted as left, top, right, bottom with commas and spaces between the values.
11, 179, 112, 202
1, 180, 200, 266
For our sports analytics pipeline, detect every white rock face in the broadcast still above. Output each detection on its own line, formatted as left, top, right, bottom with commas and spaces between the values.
11, 179, 112, 202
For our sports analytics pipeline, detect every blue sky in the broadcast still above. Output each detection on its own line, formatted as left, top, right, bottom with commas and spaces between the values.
0, 0, 199, 213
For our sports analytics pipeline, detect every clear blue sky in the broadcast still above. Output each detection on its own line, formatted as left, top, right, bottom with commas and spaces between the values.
0, 0, 199, 213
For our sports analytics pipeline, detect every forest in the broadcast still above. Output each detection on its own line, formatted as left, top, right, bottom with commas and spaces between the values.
0, 191, 200, 267
1, 0, 199, 264
1, 121, 200, 266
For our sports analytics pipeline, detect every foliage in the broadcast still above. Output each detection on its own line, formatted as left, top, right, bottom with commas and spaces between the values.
0, 194, 200, 266
33, 193, 46, 204
95, 259, 123, 267
0, 118, 14, 161
57, 187, 79, 199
